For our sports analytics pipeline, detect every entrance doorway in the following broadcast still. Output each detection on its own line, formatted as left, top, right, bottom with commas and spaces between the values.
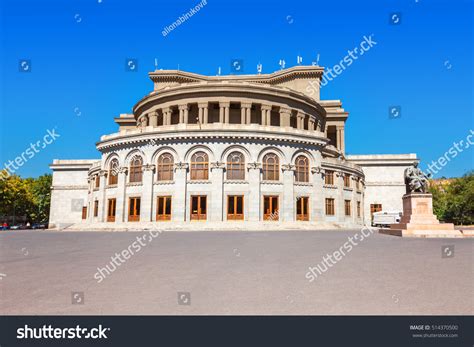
156, 196, 172, 221
263, 195, 279, 221
107, 198, 116, 222
191, 195, 207, 221
296, 196, 309, 221
227, 195, 244, 220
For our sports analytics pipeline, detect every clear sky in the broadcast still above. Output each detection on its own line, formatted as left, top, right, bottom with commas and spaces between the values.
0, 0, 472, 178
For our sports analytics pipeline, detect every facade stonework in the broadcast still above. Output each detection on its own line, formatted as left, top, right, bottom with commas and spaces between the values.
49, 66, 416, 229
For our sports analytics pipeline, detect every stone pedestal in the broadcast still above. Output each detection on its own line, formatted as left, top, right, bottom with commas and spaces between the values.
382, 193, 462, 238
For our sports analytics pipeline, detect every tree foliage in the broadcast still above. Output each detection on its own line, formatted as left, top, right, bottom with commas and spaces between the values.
429, 172, 474, 225
0, 170, 52, 224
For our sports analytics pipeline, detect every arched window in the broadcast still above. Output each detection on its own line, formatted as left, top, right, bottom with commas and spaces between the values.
262, 153, 279, 181
295, 155, 309, 182
129, 156, 143, 183
157, 153, 174, 181
108, 159, 119, 185
190, 151, 209, 180
226, 152, 245, 180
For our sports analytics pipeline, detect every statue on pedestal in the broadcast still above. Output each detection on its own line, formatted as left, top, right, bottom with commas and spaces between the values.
404, 162, 431, 194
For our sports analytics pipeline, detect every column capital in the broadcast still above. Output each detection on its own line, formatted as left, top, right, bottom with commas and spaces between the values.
99, 170, 108, 177
311, 166, 322, 174
174, 162, 189, 171
261, 104, 272, 111
198, 102, 209, 108
149, 110, 159, 117
279, 107, 292, 115
219, 101, 230, 108
247, 162, 262, 170
297, 112, 305, 119
142, 164, 156, 172
281, 164, 296, 172
210, 161, 226, 170
162, 107, 172, 113
178, 104, 189, 111
118, 166, 128, 174
241, 102, 252, 109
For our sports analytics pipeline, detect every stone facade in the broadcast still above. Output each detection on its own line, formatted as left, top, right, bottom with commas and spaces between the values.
48, 66, 417, 229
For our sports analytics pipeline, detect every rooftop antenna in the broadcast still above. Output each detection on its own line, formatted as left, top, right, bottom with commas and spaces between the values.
297, 55, 303, 65
279, 59, 286, 70
217, 66, 221, 76
154, 58, 158, 71
257, 63, 262, 74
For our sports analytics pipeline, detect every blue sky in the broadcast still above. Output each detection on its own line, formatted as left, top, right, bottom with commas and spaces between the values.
0, 0, 472, 178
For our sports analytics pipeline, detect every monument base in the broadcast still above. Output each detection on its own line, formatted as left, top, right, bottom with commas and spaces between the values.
380, 193, 464, 238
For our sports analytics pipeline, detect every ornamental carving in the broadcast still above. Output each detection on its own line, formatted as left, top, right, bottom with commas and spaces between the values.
210, 161, 226, 170
281, 164, 296, 171
247, 162, 262, 170
174, 162, 189, 170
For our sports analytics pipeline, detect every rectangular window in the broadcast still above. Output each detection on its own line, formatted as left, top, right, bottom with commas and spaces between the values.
227, 195, 244, 220
95, 176, 100, 189
325, 171, 334, 185
128, 197, 141, 222
344, 174, 351, 188
325, 198, 335, 216
107, 198, 116, 222
357, 201, 361, 218
263, 196, 279, 221
93, 200, 99, 217
344, 200, 351, 216
296, 197, 309, 221
156, 196, 172, 221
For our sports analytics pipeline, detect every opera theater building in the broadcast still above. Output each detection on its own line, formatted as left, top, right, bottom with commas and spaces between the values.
49, 66, 417, 229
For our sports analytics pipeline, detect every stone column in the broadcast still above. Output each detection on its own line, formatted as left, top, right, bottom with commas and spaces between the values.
337, 126, 345, 153
241, 102, 251, 124
210, 161, 225, 221
149, 111, 158, 127
297, 112, 305, 129
218, 102, 226, 123
115, 167, 128, 222
261, 104, 272, 126
140, 164, 155, 222
281, 164, 295, 221
172, 162, 188, 222
202, 103, 209, 124
311, 165, 324, 221
224, 102, 230, 124
308, 118, 315, 131
162, 107, 171, 126
198, 105, 204, 124
98, 170, 108, 222
247, 162, 261, 221
178, 105, 189, 124
336, 170, 345, 222
280, 107, 291, 128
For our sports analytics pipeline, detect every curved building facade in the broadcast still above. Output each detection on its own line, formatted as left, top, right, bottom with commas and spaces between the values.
49, 66, 417, 229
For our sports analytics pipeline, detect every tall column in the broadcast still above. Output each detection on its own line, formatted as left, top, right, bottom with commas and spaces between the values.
311, 163, 324, 222
210, 162, 225, 221
281, 164, 295, 221
162, 107, 171, 126
241, 102, 251, 124
140, 164, 155, 222
247, 162, 261, 221
218, 102, 226, 123
224, 103, 230, 124
98, 170, 107, 222
172, 163, 188, 222
336, 171, 345, 222
280, 107, 291, 128
149, 111, 158, 127
115, 167, 128, 222
296, 112, 305, 129
179, 105, 188, 124
198, 106, 203, 124
261, 104, 272, 126
337, 126, 345, 153
202, 103, 209, 124
308, 118, 315, 131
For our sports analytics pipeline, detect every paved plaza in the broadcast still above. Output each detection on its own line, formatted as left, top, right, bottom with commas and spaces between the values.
0, 229, 472, 315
